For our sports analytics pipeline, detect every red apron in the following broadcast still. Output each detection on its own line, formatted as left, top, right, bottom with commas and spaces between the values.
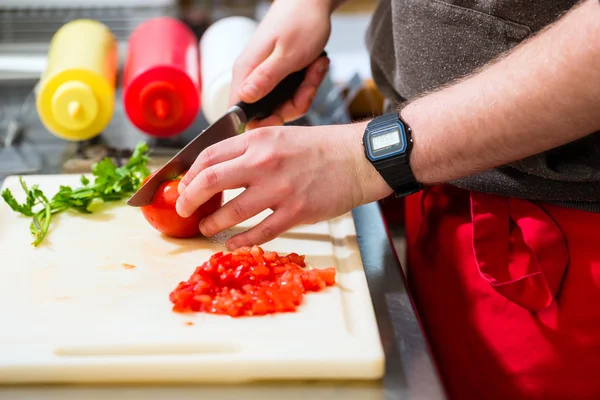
404, 184, 600, 400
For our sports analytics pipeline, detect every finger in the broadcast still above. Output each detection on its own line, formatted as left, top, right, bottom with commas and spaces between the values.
198, 188, 271, 237
275, 85, 316, 122
244, 56, 330, 128
176, 159, 248, 218
246, 114, 284, 131
277, 56, 329, 121
229, 40, 275, 107
237, 48, 303, 104
307, 55, 330, 87
178, 135, 249, 193
225, 210, 298, 250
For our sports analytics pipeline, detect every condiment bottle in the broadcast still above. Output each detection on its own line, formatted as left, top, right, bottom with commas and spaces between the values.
36, 19, 118, 141
199, 16, 258, 124
123, 17, 201, 138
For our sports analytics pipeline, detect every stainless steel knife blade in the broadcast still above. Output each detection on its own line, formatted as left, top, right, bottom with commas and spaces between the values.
127, 106, 247, 207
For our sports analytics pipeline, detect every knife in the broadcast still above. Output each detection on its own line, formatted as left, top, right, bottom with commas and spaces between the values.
127, 51, 327, 207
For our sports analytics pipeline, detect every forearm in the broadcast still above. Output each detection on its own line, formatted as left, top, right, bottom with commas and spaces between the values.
402, 0, 600, 185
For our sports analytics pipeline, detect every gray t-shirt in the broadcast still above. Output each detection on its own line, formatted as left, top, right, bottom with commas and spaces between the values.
366, 0, 600, 212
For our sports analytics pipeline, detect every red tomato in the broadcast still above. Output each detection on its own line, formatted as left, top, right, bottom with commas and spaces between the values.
169, 245, 337, 317
140, 171, 223, 238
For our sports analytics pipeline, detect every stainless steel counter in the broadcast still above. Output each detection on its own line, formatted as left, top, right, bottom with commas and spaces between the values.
0, 79, 448, 400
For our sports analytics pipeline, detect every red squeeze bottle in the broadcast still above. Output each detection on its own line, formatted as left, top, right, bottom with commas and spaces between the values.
123, 17, 200, 138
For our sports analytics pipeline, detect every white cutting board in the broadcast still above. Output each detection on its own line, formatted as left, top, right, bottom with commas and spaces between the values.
0, 174, 384, 384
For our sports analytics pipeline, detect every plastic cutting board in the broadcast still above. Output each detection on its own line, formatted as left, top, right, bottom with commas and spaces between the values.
0, 174, 384, 384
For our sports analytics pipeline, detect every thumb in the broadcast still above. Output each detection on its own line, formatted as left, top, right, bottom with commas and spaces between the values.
237, 48, 300, 104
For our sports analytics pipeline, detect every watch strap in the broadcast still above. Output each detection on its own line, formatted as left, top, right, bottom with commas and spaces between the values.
372, 155, 422, 197
367, 111, 401, 128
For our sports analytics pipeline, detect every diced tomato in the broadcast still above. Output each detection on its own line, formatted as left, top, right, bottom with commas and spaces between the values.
303, 270, 326, 291
251, 265, 270, 277
193, 294, 212, 303
279, 257, 290, 264
316, 267, 337, 286
288, 253, 305, 266
250, 245, 264, 259
169, 246, 337, 317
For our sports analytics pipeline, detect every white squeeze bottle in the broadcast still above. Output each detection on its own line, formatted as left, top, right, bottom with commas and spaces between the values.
200, 16, 259, 124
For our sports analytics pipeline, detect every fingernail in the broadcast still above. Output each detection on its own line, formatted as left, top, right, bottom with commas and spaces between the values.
198, 219, 208, 236
226, 240, 239, 251
317, 60, 330, 75
241, 83, 259, 100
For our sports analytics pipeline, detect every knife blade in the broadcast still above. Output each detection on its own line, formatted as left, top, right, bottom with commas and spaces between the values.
127, 51, 327, 207
126, 107, 245, 207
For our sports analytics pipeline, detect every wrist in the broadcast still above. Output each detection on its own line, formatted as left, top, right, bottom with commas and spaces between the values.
399, 100, 433, 185
348, 121, 394, 204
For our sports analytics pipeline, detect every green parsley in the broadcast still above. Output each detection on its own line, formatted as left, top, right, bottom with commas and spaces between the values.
1, 141, 151, 247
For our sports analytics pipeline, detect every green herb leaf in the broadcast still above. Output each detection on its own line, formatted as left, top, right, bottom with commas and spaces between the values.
1, 141, 151, 247
1, 187, 35, 217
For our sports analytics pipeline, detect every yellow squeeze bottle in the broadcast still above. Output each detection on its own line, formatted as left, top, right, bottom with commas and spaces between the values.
37, 19, 117, 141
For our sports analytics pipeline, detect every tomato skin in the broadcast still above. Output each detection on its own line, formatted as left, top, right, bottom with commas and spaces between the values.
140, 171, 223, 238
169, 245, 337, 317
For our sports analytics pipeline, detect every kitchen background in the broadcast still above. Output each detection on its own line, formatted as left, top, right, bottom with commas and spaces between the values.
0, 0, 406, 267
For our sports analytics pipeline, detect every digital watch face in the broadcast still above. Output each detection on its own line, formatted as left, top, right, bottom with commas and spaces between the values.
367, 122, 406, 161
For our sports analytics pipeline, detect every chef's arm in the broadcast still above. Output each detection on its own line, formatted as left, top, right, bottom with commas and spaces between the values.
399, 0, 600, 185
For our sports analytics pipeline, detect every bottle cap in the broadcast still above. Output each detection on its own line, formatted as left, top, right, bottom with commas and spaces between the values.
138, 80, 182, 129
51, 80, 98, 133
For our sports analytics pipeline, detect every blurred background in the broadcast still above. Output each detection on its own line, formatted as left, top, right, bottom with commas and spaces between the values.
0, 0, 383, 169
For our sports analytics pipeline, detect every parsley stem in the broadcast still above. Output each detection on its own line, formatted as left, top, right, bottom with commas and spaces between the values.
32, 200, 52, 247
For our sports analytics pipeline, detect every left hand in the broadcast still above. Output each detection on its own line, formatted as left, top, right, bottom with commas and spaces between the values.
175, 122, 392, 250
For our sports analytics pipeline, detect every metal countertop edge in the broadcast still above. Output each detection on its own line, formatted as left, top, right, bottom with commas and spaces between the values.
351, 202, 448, 400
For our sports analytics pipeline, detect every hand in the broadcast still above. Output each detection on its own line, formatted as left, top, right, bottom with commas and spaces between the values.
230, 0, 333, 130
175, 122, 393, 250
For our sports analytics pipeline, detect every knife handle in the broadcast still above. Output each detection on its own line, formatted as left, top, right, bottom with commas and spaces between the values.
235, 51, 328, 123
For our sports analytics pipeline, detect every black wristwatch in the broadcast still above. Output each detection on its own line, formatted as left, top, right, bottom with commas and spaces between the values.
362, 112, 423, 197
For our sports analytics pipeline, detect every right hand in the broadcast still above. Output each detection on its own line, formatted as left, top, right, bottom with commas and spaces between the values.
229, 0, 333, 130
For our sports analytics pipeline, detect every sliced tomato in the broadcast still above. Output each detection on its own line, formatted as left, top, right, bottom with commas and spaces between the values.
169, 245, 337, 317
